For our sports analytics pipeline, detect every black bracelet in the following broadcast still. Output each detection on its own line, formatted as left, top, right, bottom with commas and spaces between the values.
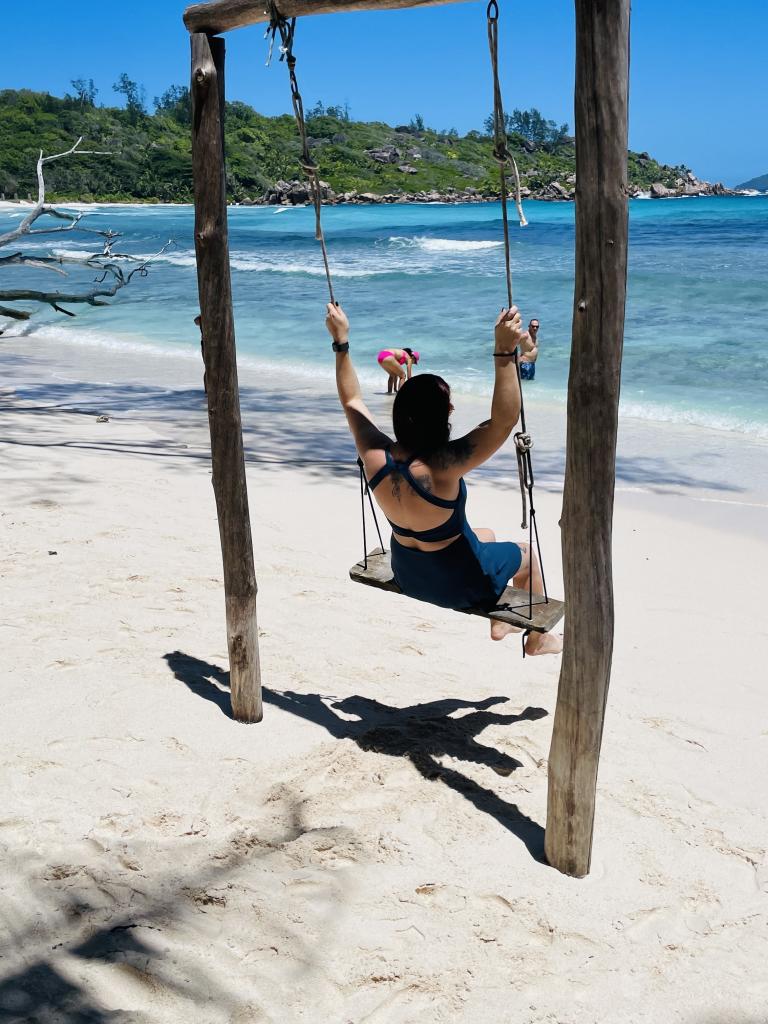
332, 341, 350, 353
493, 350, 518, 358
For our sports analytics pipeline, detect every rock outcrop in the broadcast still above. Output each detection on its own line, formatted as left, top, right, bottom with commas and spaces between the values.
366, 146, 401, 164
649, 176, 738, 198
541, 181, 572, 200
248, 172, 742, 207
262, 179, 336, 205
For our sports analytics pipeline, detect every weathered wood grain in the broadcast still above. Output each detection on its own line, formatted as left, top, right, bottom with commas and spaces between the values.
350, 550, 565, 633
184, 0, 467, 33
544, 0, 631, 877
191, 32, 263, 723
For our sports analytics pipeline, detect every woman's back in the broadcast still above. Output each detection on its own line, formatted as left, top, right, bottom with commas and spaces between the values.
364, 445, 465, 550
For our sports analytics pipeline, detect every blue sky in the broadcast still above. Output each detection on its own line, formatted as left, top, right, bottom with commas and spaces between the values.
1, 1, 765, 185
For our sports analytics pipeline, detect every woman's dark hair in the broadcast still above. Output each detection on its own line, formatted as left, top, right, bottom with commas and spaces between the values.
392, 374, 451, 456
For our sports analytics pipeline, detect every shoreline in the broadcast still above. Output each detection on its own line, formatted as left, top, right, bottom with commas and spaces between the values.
2, 192, 765, 211
3, 329, 768, 529
4, 314, 768, 444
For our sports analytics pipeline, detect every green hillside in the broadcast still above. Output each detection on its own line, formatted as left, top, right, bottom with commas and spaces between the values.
735, 172, 768, 192
0, 87, 689, 203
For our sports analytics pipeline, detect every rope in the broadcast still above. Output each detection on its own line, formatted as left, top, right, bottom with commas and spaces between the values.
486, 0, 549, 620
487, 0, 528, 257
359, 458, 369, 570
357, 457, 387, 568
266, 4, 336, 304
486, 1, 529, 421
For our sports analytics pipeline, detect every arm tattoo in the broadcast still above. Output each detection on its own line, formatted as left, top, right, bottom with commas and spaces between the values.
432, 435, 479, 469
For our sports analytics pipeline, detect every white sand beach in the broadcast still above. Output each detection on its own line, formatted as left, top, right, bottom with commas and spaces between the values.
1, 335, 767, 1023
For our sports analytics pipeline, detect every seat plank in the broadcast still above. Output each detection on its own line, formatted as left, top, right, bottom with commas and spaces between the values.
350, 549, 564, 633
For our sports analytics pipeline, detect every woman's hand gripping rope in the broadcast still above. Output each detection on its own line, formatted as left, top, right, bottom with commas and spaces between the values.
325, 302, 349, 344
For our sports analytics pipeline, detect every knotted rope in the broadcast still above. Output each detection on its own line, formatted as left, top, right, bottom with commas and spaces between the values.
487, 0, 535, 531
486, 0, 548, 614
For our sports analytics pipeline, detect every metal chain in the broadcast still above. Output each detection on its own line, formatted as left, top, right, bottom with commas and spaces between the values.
266, 5, 336, 304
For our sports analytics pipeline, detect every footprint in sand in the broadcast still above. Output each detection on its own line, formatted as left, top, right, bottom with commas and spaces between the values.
398, 642, 425, 656
43, 864, 83, 881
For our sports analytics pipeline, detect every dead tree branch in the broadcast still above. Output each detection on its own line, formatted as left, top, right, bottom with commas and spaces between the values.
0, 241, 173, 317
0, 138, 111, 248
0, 304, 30, 321
0, 140, 169, 323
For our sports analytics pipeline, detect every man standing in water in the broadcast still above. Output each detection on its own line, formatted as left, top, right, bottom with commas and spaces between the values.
519, 318, 539, 380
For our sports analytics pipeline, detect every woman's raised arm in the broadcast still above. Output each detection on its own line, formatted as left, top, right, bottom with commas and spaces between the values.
446, 306, 526, 474
325, 303, 391, 455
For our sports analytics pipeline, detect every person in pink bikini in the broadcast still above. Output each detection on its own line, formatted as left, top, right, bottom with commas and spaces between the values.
377, 347, 420, 394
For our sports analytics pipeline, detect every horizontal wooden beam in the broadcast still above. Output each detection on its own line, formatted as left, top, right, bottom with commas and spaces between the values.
184, 0, 467, 33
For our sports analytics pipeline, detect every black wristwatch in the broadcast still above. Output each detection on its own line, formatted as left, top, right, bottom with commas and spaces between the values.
332, 341, 350, 353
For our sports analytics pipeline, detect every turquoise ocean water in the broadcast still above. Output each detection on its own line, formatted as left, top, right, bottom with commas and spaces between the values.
3, 195, 767, 438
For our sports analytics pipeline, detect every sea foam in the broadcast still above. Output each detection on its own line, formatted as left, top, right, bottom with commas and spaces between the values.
387, 236, 503, 252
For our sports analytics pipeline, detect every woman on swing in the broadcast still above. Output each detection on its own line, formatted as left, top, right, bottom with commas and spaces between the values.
326, 301, 562, 656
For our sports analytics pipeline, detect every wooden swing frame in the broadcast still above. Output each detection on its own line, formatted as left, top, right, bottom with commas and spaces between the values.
184, 0, 630, 878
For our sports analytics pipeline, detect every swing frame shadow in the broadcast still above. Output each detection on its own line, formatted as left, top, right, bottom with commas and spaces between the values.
185, 0, 631, 878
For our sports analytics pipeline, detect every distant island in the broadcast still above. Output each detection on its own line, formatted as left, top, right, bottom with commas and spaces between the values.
736, 173, 768, 192
0, 85, 748, 205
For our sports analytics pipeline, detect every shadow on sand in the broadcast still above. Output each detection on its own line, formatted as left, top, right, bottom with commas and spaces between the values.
2, 374, 746, 495
0, 795, 334, 1023
164, 651, 549, 861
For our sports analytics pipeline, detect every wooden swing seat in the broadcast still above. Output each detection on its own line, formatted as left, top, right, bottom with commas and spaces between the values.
350, 548, 564, 633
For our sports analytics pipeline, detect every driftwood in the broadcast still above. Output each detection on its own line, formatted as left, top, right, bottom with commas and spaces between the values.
184, 0, 466, 33
0, 138, 109, 248
0, 304, 29, 321
0, 138, 167, 321
191, 32, 263, 723
0, 243, 172, 317
544, 0, 631, 878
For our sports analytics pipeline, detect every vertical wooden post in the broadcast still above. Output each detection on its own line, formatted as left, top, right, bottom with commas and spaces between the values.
190, 32, 262, 723
545, 0, 630, 876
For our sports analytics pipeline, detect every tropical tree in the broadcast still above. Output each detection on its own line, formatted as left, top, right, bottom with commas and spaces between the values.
484, 107, 569, 146
154, 85, 192, 126
67, 78, 98, 109
113, 73, 146, 124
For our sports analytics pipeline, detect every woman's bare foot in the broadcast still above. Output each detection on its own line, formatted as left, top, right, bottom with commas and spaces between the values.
524, 631, 563, 656
490, 620, 523, 641
490, 620, 562, 655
